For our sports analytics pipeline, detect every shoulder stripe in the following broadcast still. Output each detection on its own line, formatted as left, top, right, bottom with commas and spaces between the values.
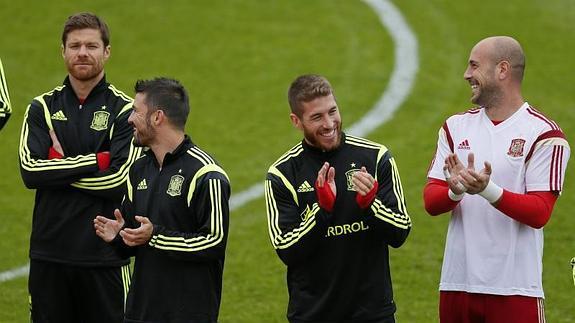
442, 122, 454, 152
525, 130, 568, 163
186, 164, 229, 207
526, 106, 559, 131
108, 84, 133, 102
268, 166, 298, 206
187, 147, 216, 166
272, 143, 303, 168
345, 136, 381, 150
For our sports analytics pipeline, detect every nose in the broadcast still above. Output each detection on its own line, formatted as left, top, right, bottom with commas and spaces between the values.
323, 115, 335, 129
463, 67, 472, 80
78, 45, 88, 56
127, 111, 135, 125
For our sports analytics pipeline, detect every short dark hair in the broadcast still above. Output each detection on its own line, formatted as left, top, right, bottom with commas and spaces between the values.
62, 12, 110, 47
134, 77, 190, 130
288, 74, 334, 117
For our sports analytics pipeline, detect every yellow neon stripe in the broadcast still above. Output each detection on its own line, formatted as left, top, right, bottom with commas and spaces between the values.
186, 163, 229, 206
345, 135, 382, 149
0, 58, 11, 112
272, 143, 304, 168
264, 178, 319, 249
390, 158, 407, 214
108, 84, 133, 102
264, 180, 282, 240
370, 199, 411, 228
126, 173, 133, 202
71, 144, 142, 189
268, 166, 298, 206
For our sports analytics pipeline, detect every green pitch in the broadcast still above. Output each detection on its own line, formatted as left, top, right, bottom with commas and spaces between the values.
0, 1, 573, 322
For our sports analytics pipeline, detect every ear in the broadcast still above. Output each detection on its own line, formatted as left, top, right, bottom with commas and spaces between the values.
290, 113, 303, 130
497, 60, 510, 80
61, 44, 65, 59
151, 110, 164, 127
103, 45, 111, 62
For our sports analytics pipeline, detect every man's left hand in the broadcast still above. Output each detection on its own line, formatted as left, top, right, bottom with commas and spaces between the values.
119, 216, 153, 246
353, 167, 378, 208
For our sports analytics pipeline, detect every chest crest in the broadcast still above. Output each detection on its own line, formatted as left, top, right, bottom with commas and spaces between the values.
507, 138, 526, 157
90, 110, 110, 131
166, 174, 185, 197
345, 168, 360, 191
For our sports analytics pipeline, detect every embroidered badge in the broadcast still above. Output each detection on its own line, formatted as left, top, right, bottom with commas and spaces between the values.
300, 204, 312, 221
507, 138, 526, 157
166, 174, 185, 197
345, 168, 360, 191
90, 111, 110, 131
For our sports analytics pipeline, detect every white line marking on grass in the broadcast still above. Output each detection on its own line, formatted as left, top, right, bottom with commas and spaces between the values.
0, 0, 418, 283
227, 0, 419, 212
0, 264, 28, 283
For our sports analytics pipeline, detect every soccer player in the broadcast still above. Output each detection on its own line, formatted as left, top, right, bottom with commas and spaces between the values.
19, 13, 141, 322
265, 74, 411, 322
424, 36, 570, 323
0, 58, 12, 130
94, 77, 230, 322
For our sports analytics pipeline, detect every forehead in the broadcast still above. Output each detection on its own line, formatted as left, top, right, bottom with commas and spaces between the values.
469, 41, 492, 63
133, 93, 149, 111
300, 94, 337, 116
66, 28, 103, 44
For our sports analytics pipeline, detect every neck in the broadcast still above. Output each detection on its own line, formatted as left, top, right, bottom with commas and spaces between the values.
149, 130, 185, 167
484, 90, 524, 121
69, 71, 104, 100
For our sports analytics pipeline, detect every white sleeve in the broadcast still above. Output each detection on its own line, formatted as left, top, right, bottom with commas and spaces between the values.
427, 126, 452, 180
526, 137, 570, 192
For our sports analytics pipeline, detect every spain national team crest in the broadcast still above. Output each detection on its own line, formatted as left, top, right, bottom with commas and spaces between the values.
90, 111, 110, 131
345, 169, 360, 191
167, 174, 185, 197
507, 138, 526, 157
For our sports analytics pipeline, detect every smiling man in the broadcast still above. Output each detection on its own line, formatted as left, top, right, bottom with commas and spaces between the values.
265, 74, 411, 323
19, 13, 140, 322
424, 36, 570, 323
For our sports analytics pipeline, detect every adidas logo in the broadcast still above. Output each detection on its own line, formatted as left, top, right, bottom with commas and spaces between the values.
297, 180, 314, 193
457, 139, 470, 150
51, 110, 67, 121
137, 179, 148, 190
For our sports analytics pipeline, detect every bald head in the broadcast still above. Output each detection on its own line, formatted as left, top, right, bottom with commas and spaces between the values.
475, 36, 525, 82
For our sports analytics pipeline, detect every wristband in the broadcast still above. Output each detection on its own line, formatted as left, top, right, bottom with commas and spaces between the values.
448, 189, 465, 201
315, 180, 335, 213
48, 146, 63, 159
478, 180, 503, 203
97, 151, 111, 170
356, 180, 378, 209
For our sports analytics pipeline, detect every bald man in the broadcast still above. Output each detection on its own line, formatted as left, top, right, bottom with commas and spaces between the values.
424, 36, 570, 322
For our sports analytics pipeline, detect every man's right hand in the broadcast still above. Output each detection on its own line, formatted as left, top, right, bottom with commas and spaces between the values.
315, 162, 336, 212
94, 209, 125, 242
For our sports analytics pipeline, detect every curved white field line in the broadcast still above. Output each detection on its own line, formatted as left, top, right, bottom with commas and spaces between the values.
0, 0, 418, 283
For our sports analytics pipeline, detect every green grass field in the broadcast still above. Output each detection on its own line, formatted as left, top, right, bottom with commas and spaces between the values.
1, 1, 573, 322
